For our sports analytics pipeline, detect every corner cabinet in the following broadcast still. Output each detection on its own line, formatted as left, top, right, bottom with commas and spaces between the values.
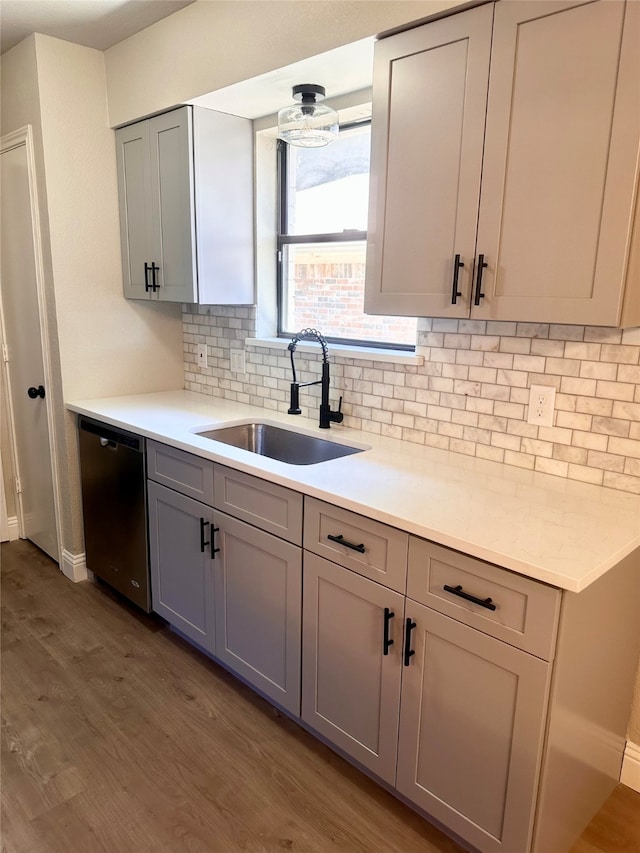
115, 105, 254, 305
365, 0, 640, 326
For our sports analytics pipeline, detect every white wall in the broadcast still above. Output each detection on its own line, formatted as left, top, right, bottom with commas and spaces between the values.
1, 35, 184, 555
104, 0, 464, 127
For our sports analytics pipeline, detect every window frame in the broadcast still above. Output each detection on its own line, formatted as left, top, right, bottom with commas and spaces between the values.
276, 120, 415, 352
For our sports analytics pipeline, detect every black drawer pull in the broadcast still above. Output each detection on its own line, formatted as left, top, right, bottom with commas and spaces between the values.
443, 583, 496, 611
211, 526, 220, 559
327, 533, 366, 554
199, 517, 210, 553
451, 254, 464, 304
474, 253, 488, 305
403, 617, 416, 667
383, 607, 394, 656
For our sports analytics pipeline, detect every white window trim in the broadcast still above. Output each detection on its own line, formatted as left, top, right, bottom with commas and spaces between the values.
246, 336, 424, 366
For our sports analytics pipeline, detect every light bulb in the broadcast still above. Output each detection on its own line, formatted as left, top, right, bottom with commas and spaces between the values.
278, 84, 339, 148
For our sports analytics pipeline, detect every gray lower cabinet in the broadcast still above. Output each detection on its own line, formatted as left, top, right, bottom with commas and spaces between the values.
147, 480, 215, 653
397, 600, 551, 853
142, 448, 637, 853
302, 552, 404, 784
147, 444, 303, 715
214, 510, 302, 715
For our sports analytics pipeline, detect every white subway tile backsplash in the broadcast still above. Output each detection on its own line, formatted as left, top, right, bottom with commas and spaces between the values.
183, 307, 640, 494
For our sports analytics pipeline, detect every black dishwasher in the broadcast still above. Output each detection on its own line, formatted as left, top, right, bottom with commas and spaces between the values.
78, 417, 150, 611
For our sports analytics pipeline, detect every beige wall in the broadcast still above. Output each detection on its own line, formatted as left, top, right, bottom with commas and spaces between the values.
629, 663, 640, 744
105, 0, 463, 127
1, 35, 184, 555
0, 36, 69, 541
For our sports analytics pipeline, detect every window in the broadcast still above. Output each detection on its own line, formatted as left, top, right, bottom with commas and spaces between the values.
277, 121, 417, 349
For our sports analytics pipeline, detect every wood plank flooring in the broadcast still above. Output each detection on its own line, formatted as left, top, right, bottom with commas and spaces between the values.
2, 539, 639, 853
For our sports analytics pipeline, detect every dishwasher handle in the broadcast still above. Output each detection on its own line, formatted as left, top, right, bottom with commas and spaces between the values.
79, 417, 143, 452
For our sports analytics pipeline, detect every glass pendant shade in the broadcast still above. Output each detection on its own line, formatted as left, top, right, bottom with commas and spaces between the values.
278, 84, 339, 148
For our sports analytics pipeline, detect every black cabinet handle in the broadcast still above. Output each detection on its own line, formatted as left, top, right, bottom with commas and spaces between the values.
383, 607, 394, 656
403, 617, 416, 666
27, 385, 45, 399
443, 583, 496, 611
211, 526, 220, 559
144, 262, 152, 292
474, 254, 488, 306
151, 262, 160, 292
327, 533, 366, 554
199, 518, 210, 553
451, 254, 464, 305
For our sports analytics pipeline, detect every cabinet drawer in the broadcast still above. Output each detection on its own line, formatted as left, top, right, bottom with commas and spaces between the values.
147, 440, 214, 503
303, 498, 408, 593
407, 537, 560, 660
214, 465, 303, 545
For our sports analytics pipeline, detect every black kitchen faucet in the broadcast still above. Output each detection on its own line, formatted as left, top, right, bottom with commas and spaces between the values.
287, 328, 343, 429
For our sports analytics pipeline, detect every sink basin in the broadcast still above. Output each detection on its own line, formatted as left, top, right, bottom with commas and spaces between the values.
195, 422, 364, 465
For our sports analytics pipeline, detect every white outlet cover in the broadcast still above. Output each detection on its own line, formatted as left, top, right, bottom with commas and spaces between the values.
527, 384, 556, 427
231, 350, 246, 373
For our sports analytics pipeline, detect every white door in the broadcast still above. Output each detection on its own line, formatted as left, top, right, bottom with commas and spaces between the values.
0, 139, 59, 560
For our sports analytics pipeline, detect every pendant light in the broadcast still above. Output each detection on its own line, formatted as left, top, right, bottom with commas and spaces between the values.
277, 84, 339, 148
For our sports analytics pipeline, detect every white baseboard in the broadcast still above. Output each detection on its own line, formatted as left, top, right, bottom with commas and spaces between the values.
7, 516, 20, 541
621, 740, 640, 793
61, 549, 88, 583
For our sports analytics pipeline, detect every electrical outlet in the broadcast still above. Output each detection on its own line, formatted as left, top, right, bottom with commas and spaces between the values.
230, 349, 246, 374
197, 343, 208, 369
527, 384, 556, 427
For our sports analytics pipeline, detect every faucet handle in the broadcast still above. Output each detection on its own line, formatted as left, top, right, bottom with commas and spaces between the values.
330, 396, 344, 424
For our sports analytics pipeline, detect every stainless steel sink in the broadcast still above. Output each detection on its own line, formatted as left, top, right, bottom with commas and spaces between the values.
195, 422, 364, 465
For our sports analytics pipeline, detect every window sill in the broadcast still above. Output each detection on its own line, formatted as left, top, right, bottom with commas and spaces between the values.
245, 337, 424, 366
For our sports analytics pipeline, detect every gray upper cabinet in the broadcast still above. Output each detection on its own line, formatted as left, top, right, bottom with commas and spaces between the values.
115, 105, 254, 305
365, 3, 493, 320
365, 0, 640, 326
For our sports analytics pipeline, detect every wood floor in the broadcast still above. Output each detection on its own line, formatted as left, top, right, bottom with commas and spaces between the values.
2, 540, 639, 853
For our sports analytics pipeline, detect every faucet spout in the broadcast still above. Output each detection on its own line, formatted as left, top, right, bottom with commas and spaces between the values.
287, 329, 343, 428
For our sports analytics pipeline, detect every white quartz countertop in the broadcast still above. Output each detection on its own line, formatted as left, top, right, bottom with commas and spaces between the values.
68, 390, 640, 593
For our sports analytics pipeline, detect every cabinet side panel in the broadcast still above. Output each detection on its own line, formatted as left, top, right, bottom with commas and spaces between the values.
533, 549, 640, 853
194, 108, 255, 306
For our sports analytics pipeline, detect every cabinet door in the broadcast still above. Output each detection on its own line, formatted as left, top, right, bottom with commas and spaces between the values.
302, 553, 404, 785
397, 601, 550, 853
115, 120, 153, 299
148, 480, 215, 653
213, 511, 302, 715
364, 3, 493, 318
474, 0, 638, 324
148, 108, 197, 303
